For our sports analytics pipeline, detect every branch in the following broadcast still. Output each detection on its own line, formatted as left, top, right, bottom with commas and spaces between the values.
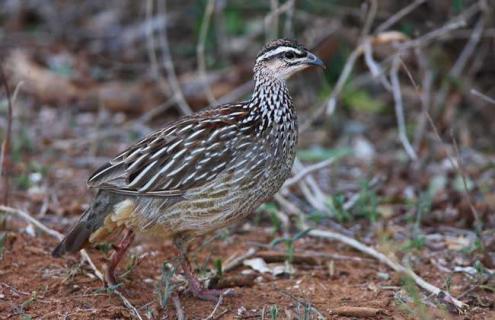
197, 0, 217, 105
470, 88, 495, 105
0, 68, 15, 205
308, 228, 468, 312
156, 0, 193, 115
390, 55, 418, 160
282, 157, 337, 189
375, 0, 426, 33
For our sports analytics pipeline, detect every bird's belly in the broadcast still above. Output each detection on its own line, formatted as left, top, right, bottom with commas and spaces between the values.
139, 167, 288, 237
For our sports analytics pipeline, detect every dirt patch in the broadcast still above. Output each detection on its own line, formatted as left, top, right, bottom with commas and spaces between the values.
1, 228, 493, 319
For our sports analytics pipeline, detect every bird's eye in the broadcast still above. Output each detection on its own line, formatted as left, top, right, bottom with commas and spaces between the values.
284, 51, 295, 59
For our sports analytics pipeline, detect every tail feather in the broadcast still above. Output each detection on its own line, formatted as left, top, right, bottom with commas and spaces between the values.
52, 191, 122, 257
52, 219, 92, 257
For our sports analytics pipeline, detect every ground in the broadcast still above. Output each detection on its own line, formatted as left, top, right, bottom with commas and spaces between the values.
1, 226, 493, 319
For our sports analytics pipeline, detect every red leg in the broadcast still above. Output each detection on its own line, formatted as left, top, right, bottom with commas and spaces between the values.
103, 229, 135, 286
174, 236, 233, 302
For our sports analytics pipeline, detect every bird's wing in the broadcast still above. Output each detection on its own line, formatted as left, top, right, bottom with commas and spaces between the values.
87, 105, 255, 197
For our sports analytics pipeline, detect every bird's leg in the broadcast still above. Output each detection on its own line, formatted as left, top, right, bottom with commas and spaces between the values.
174, 237, 230, 302
103, 229, 135, 287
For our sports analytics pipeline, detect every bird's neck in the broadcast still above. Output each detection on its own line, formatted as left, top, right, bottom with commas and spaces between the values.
250, 70, 293, 120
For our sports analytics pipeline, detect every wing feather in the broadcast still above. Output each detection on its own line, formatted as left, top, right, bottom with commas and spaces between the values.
87, 106, 253, 197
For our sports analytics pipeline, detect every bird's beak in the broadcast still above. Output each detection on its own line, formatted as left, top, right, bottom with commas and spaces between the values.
305, 51, 326, 69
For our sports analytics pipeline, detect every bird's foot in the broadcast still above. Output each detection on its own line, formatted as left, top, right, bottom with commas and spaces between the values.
188, 285, 235, 302
102, 229, 135, 287
184, 270, 234, 301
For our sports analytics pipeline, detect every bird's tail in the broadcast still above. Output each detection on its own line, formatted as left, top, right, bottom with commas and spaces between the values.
52, 210, 93, 257
52, 191, 120, 257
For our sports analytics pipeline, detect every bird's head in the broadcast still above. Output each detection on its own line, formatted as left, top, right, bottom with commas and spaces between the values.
254, 39, 325, 80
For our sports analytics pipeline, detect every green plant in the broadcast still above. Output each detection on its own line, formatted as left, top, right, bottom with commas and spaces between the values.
326, 194, 351, 222
269, 304, 278, 320
258, 202, 282, 233
271, 228, 312, 264
213, 258, 223, 277
354, 180, 379, 222
157, 262, 176, 307
397, 275, 432, 320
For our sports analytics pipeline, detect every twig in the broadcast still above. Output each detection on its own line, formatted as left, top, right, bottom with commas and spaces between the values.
222, 247, 257, 273
0, 205, 64, 240
283, 0, 296, 37
434, 17, 484, 111
359, 0, 377, 39
0, 67, 13, 205
413, 49, 433, 148
277, 288, 326, 319
0, 205, 144, 320
156, 0, 193, 115
450, 132, 483, 240
375, 0, 426, 33
470, 88, 495, 105
323, 0, 377, 116
264, 0, 293, 40
332, 306, 383, 317
363, 38, 391, 90
268, 0, 279, 39
197, 0, 217, 105
145, 0, 161, 84
397, 2, 480, 52
172, 294, 185, 320
308, 228, 468, 311
292, 158, 329, 213
390, 55, 417, 160
323, 37, 361, 116
203, 290, 232, 320
282, 157, 338, 189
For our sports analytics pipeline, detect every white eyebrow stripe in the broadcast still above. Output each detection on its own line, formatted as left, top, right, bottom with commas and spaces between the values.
256, 46, 304, 62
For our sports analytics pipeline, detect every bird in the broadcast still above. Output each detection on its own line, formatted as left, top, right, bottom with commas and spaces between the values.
52, 38, 325, 301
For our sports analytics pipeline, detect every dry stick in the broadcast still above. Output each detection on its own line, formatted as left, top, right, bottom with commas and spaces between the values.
413, 49, 433, 149
433, 17, 484, 111
293, 158, 328, 209
398, 2, 478, 52
292, 164, 327, 213
450, 133, 483, 241
172, 294, 186, 320
277, 288, 326, 319
0, 205, 144, 320
283, 157, 337, 189
0, 67, 13, 205
202, 290, 232, 320
0, 81, 22, 178
470, 89, 495, 105
283, 0, 296, 37
264, 0, 293, 40
400, 49, 486, 247
375, 0, 426, 33
145, 0, 159, 79
363, 38, 391, 90
323, 0, 377, 116
390, 55, 418, 161
307, 228, 468, 311
268, 0, 279, 39
156, 0, 193, 115
359, 0, 377, 39
197, 0, 217, 105
222, 247, 257, 273
323, 39, 361, 117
